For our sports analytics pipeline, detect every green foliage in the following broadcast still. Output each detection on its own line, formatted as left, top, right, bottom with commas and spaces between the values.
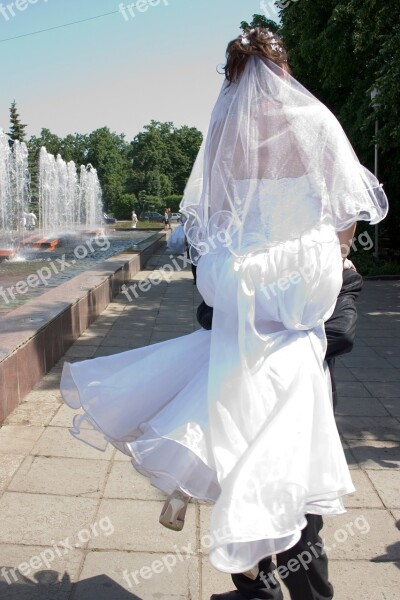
143, 195, 164, 212
7, 100, 27, 143
240, 14, 280, 32
21, 120, 202, 220
280, 0, 400, 250
129, 120, 203, 197
163, 195, 183, 213
86, 127, 131, 211
111, 193, 137, 220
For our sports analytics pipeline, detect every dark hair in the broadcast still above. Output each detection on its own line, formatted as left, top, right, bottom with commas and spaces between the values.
223, 27, 289, 84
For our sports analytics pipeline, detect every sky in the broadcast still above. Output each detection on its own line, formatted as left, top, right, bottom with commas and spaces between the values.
0, 0, 280, 141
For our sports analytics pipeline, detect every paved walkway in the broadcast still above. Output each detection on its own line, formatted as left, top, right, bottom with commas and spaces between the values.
0, 246, 399, 599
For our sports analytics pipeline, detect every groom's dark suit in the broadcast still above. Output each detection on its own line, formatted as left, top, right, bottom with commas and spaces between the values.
197, 268, 364, 600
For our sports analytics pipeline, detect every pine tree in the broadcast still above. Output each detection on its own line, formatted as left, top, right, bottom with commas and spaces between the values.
7, 100, 28, 143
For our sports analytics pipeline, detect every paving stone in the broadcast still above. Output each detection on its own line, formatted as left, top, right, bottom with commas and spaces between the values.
153, 323, 195, 333
32, 376, 63, 392
0, 544, 83, 599
0, 426, 44, 455
335, 381, 372, 398
366, 470, 400, 509
346, 440, 400, 470
328, 560, 400, 600
49, 404, 88, 428
150, 331, 189, 343
88, 499, 196, 552
357, 329, 397, 338
64, 345, 98, 359
342, 346, 381, 359
75, 551, 199, 600
387, 356, 400, 369
4, 399, 59, 427
201, 557, 236, 600
322, 508, 400, 561
0, 455, 25, 496
100, 328, 152, 340
100, 336, 151, 349
334, 368, 357, 382
103, 461, 164, 501
0, 492, 98, 546
339, 356, 394, 369
376, 397, 400, 418
335, 396, 389, 417
365, 338, 400, 348
342, 442, 362, 469
363, 381, 400, 398
8, 456, 109, 497
344, 470, 384, 508
74, 332, 107, 345
31, 427, 114, 461
349, 368, 400, 382
336, 416, 400, 441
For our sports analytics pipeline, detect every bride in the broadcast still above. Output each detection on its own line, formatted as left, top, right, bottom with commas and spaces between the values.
60, 27, 388, 574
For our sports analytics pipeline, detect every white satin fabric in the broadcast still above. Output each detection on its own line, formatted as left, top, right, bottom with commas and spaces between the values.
61, 175, 355, 573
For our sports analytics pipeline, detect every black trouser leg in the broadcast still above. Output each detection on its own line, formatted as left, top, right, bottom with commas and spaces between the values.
230, 516, 333, 600
276, 515, 333, 600
231, 558, 284, 600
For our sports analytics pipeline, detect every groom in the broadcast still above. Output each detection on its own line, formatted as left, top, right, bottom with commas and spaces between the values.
197, 266, 363, 600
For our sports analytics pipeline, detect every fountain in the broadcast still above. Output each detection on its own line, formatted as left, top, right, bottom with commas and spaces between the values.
0, 130, 30, 258
38, 147, 103, 238
0, 129, 160, 313
0, 131, 105, 258
79, 163, 104, 231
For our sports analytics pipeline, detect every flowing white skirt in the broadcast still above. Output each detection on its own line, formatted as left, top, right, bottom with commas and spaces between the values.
60, 227, 354, 573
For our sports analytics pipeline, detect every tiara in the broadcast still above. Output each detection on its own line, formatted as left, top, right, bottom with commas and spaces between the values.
240, 28, 254, 46
240, 28, 283, 53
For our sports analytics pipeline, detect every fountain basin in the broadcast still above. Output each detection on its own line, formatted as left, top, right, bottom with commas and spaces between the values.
0, 250, 16, 261
0, 232, 166, 424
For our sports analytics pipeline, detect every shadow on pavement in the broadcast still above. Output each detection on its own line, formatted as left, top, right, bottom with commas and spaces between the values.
373, 520, 400, 570
343, 442, 400, 469
0, 568, 142, 599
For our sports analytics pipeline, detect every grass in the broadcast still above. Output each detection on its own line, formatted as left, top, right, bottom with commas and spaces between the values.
113, 220, 164, 230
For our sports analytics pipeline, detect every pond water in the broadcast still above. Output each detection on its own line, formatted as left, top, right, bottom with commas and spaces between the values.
0, 229, 156, 317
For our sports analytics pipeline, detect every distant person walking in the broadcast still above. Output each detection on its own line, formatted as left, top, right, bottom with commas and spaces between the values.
131, 210, 138, 229
26, 212, 37, 231
163, 208, 169, 231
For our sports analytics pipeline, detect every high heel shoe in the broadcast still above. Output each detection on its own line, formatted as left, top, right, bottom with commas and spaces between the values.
159, 489, 190, 531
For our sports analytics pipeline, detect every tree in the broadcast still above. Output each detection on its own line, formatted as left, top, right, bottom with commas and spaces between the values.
85, 127, 131, 211
240, 14, 280, 32
280, 0, 400, 249
129, 121, 203, 198
7, 100, 28, 143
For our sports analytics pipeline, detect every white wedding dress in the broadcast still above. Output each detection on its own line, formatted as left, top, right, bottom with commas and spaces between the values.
61, 175, 355, 573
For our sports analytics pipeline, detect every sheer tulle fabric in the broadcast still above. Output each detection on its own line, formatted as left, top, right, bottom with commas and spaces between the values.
61, 56, 388, 573
181, 57, 388, 260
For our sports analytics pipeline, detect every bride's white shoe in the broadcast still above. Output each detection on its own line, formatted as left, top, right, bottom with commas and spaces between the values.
159, 490, 190, 531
